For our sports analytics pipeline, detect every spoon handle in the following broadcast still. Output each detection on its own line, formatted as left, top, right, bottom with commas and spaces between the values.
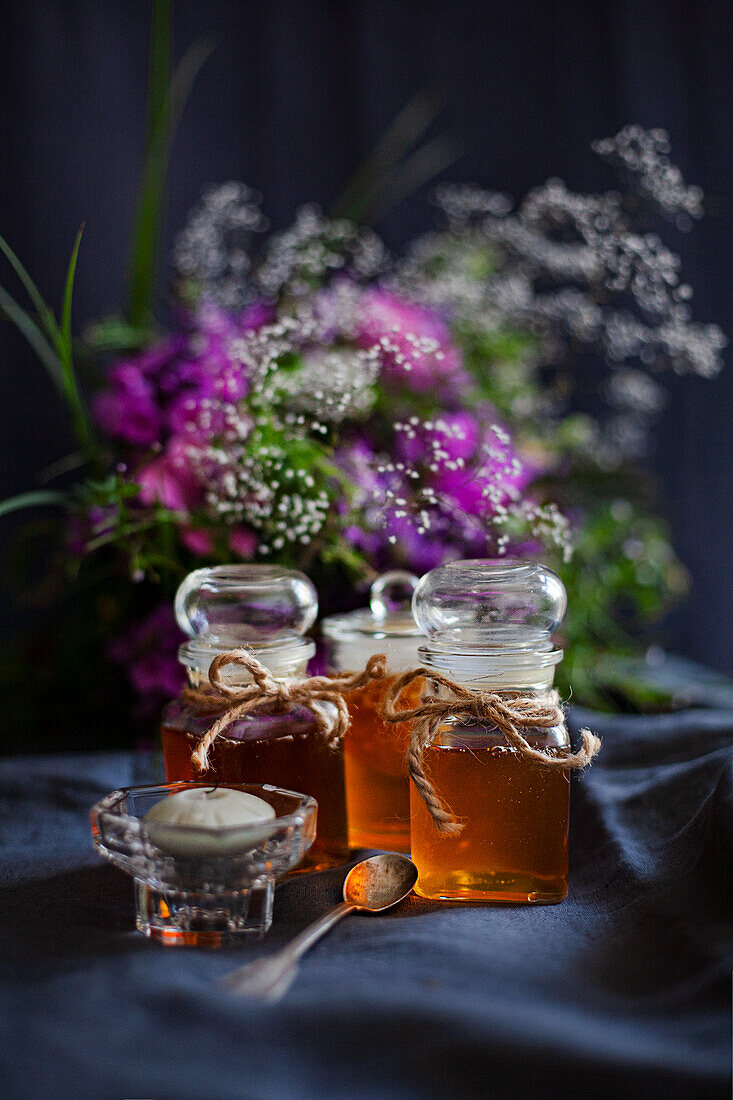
222, 901, 357, 1000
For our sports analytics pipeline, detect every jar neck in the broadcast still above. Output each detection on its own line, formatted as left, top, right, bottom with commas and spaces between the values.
179, 638, 314, 690
183, 657, 310, 691
418, 643, 562, 693
326, 634, 420, 673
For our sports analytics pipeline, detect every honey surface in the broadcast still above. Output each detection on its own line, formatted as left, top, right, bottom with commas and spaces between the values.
410, 736, 569, 902
343, 675, 419, 852
161, 722, 348, 872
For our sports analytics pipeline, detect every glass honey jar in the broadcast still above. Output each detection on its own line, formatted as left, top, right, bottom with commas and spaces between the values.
161, 564, 348, 871
409, 559, 571, 904
322, 571, 423, 853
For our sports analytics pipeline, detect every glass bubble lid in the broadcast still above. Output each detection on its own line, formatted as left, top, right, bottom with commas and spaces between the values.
175, 565, 318, 675
413, 559, 567, 654
322, 571, 422, 639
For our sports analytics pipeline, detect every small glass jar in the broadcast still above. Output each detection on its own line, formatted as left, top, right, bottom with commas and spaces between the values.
161, 565, 348, 871
409, 559, 570, 904
322, 571, 423, 853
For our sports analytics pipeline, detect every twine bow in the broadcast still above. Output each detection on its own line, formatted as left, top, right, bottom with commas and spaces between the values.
184, 649, 388, 773
382, 667, 602, 835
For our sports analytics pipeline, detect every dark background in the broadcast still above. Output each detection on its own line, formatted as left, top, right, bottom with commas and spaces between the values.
1, 0, 731, 672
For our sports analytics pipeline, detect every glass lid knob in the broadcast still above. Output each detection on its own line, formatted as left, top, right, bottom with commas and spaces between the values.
369, 570, 420, 619
175, 564, 318, 645
412, 558, 566, 652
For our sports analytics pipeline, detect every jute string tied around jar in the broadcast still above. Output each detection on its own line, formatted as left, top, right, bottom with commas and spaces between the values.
184, 648, 388, 773
382, 666, 602, 836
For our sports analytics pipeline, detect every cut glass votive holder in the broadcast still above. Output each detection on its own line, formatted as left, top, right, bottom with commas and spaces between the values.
90, 781, 317, 946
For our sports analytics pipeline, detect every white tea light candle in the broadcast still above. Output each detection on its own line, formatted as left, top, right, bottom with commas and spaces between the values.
143, 786, 276, 857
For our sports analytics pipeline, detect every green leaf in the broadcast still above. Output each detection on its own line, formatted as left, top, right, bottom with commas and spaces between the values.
126, 0, 214, 328
84, 315, 154, 354
0, 232, 59, 345
0, 490, 69, 519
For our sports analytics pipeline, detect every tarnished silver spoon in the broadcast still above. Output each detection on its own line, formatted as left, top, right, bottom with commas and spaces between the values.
221, 852, 418, 1000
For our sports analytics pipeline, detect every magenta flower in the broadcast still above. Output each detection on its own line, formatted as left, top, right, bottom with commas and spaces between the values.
434, 423, 536, 516
137, 437, 203, 513
179, 526, 214, 557
396, 410, 480, 465
229, 527, 258, 559
132, 335, 188, 378
356, 289, 469, 395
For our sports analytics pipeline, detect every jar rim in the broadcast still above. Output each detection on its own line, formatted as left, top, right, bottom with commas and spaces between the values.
321, 608, 422, 640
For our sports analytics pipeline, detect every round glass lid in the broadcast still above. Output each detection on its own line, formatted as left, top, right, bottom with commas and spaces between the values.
412, 559, 566, 652
175, 564, 318, 646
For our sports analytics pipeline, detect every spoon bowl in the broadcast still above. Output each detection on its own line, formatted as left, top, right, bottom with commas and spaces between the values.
343, 853, 418, 911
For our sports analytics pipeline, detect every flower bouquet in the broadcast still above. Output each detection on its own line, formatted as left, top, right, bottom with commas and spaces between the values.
0, 91, 725, 743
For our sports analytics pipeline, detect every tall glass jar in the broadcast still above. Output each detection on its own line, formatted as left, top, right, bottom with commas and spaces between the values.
161, 565, 348, 871
322, 571, 423, 853
409, 559, 571, 903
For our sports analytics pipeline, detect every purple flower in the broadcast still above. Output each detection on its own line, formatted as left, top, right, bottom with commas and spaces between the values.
93, 363, 162, 447
109, 603, 185, 715
166, 391, 230, 440
133, 335, 188, 378
384, 515, 448, 573
239, 299, 275, 331
95, 301, 272, 452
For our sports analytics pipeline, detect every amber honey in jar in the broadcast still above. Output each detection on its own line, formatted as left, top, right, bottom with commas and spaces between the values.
161, 565, 348, 871
409, 559, 571, 904
322, 571, 423, 853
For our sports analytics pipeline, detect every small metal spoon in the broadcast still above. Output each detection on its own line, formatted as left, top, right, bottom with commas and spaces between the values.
221, 853, 418, 1000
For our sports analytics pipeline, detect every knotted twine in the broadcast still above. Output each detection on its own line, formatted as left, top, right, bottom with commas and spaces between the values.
382, 666, 602, 835
183, 648, 388, 772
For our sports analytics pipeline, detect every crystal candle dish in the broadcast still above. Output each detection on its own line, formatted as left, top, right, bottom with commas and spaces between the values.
90, 781, 317, 946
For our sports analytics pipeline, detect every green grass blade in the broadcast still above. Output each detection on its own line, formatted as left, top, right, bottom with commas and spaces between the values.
0, 284, 65, 390
368, 134, 460, 223
166, 39, 215, 157
331, 88, 446, 223
0, 232, 60, 344
37, 451, 86, 484
126, 0, 213, 329
126, 0, 172, 329
59, 224, 84, 367
56, 224, 96, 457
129, 37, 214, 321
0, 232, 97, 459
0, 490, 68, 519
146, 0, 172, 140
